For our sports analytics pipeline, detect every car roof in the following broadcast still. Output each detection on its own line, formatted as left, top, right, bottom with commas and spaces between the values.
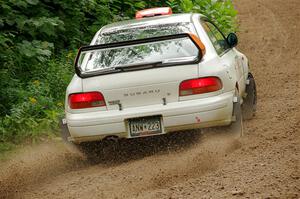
100, 13, 204, 34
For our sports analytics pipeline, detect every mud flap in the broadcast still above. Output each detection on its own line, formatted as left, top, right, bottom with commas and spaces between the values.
59, 118, 71, 143
231, 96, 244, 137
242, 73, 257, 120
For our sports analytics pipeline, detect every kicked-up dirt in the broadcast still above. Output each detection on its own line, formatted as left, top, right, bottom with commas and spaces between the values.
0, 0, 299, 198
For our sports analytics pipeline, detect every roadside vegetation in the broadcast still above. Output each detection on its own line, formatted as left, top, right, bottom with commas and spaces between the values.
0, 0, 237, 152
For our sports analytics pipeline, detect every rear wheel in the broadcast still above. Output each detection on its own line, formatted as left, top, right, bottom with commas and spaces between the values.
76, 142, 100, 162
201, 89, 243, 138
242, 73, 257, 120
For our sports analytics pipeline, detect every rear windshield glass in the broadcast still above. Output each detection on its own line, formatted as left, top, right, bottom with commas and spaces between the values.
78, 36, 199, 74
97, 22, 195, 44
76, 23, 198, 76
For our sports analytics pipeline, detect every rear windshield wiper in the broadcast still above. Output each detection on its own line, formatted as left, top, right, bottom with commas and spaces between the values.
87, 57, 198, 75
90, 57, 198, 75
114, 61, 163, 71
82, 61, 162, 75
114, 57, 198, 71
83, 67, 122, 75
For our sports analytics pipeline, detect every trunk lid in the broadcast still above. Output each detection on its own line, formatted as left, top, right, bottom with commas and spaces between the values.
82, 64, 199, 110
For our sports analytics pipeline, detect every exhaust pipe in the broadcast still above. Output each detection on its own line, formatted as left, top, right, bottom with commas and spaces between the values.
104, 136, 119, 142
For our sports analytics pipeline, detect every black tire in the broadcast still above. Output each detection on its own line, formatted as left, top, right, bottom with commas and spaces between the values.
242, 73, 257, 120
76, 142, 99, 162
81, 140, 125, 163
203, 89, 243, 138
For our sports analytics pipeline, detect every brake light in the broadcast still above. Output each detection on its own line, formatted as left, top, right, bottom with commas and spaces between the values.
69, 92, 106, 109
135, 7, 172, 19
179, 77, 222, 96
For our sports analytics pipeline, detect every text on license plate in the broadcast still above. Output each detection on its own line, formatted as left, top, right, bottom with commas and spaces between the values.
129, 116, 162, 137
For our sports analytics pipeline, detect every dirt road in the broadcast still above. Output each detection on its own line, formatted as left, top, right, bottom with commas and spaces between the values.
1, 0, 299, 198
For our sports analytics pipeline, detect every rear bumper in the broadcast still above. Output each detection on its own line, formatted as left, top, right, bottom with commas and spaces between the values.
66, 91, 234, 143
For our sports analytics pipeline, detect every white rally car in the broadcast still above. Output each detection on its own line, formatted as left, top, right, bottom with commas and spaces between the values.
62, 7, 257, 152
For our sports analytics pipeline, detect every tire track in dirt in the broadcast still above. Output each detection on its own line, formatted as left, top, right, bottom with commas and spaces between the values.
14, 131, 240, 199
0, 143, 87, 198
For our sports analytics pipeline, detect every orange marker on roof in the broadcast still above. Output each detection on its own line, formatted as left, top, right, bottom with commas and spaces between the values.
135, 7, 172, 19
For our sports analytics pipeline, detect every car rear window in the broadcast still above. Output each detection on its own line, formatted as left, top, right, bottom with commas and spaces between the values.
97, 22, 195, 44
75, 23, 200, 77
77, 35, 200, 75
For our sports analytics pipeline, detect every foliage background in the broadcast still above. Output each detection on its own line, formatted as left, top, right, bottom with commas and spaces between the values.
0, 0, 237, 152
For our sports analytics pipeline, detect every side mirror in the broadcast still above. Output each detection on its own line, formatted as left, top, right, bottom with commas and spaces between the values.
227, 33, 238, 48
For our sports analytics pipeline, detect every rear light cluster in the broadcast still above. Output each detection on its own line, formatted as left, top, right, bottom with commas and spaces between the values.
68, 77, 221, 109
179, 77, 222, 96
69, 92, 106, 109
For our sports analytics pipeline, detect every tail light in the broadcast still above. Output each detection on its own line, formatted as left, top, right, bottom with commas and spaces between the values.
179, 77, 222, 96
69, 92, 106, 109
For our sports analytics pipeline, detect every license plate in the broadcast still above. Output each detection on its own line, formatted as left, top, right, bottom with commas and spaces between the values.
128, 116, 162, 137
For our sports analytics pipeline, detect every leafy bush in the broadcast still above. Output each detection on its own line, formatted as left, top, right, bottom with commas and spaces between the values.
0, 55, 73, 143
0, 0, 237, 151
180, 0, 238, 34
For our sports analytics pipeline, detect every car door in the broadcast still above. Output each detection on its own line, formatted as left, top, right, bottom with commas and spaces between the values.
201, 20, 245, 96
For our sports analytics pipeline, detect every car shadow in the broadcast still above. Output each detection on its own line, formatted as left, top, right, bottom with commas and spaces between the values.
80, 130, 203, 165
